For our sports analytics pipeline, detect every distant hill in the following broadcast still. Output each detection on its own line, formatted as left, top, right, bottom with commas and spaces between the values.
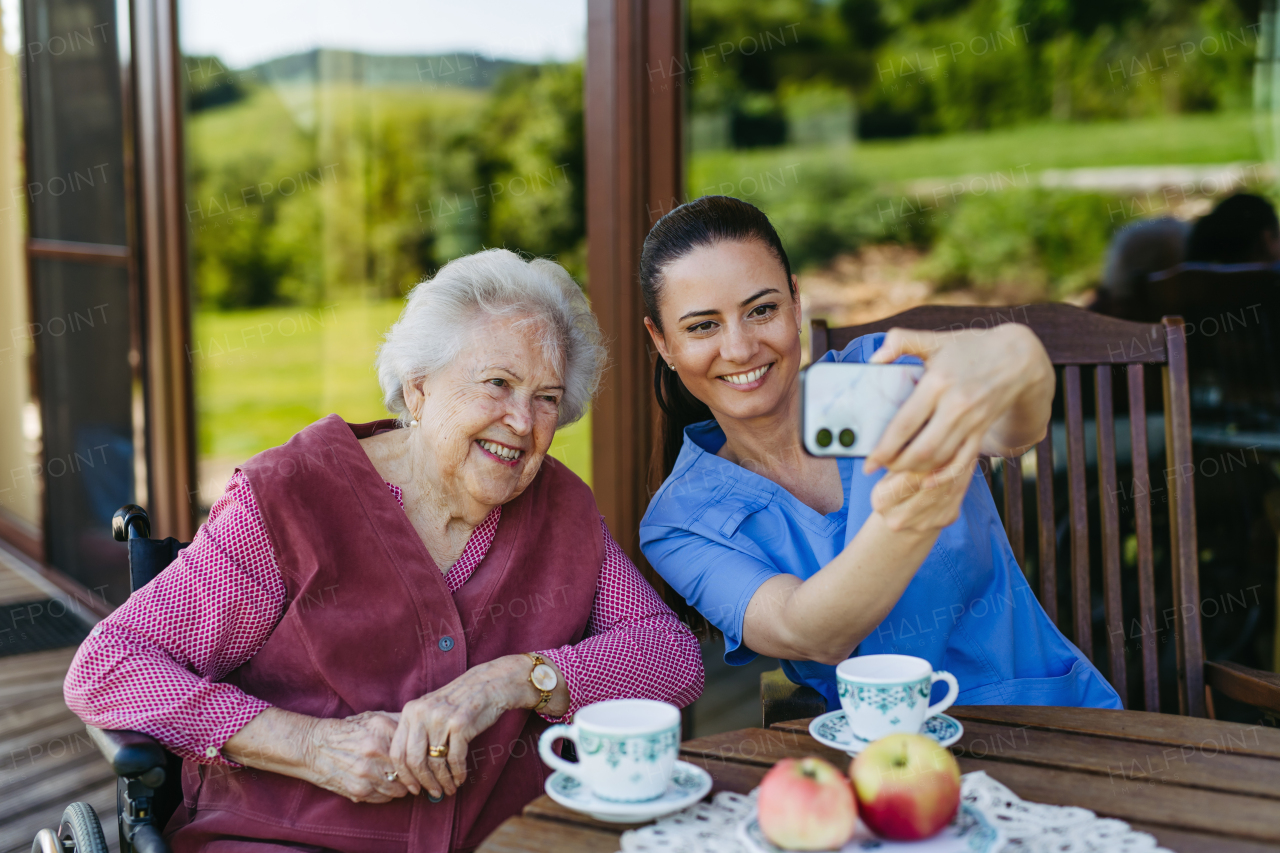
248, 48, 527, 89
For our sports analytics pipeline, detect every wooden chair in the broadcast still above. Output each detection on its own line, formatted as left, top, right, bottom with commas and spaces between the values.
1129, 266, 1280, 669
761, 302, 1280, 725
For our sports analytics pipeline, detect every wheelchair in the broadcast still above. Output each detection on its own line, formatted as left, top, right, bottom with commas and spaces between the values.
33, 505, 188, 853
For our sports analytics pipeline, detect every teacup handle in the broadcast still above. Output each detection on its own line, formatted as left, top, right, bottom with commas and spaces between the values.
927, 671, 960, 717
538, 723, 586, 781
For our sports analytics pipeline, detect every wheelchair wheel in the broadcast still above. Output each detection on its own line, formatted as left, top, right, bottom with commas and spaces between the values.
58, 802, 108, 853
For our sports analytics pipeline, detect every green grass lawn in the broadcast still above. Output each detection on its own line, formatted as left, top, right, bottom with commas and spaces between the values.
193, 299, 592, 485
691, 111, 1263, 188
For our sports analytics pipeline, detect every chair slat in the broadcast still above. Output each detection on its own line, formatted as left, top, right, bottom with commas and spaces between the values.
819, 304, 1168, 364
1095, 366, 1127, 706
807, 306, 1206, 717
1064, 365, 1093, 660
1162, 319, 1206, 717
1003, 454, 1025, 568
1127, 363, 1160, 712
1035, 435, 1057, 625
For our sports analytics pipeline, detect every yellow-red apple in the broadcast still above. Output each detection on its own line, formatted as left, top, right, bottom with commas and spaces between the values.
757, 756, 857, 850
850, 733, 960, 841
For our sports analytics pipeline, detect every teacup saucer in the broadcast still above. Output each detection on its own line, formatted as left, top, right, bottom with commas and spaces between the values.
809, 710, 963, 756
544, 759, 712, 823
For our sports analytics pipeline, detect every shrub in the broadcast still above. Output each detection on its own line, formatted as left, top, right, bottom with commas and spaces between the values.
917, 188, 1116, 298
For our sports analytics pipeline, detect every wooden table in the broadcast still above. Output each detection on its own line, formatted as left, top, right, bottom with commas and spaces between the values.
477, 706, 1280, 853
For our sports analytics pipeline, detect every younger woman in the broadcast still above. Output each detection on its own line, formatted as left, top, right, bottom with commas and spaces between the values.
638, 196, 1120, 711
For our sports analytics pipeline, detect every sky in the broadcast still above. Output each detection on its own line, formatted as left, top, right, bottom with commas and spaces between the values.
177, 0, 587, 67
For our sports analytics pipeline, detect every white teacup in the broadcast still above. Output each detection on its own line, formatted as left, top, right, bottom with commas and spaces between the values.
538, 699, 681, 803
836, 654, 959, 743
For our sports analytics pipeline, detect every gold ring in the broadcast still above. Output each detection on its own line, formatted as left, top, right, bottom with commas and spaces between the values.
428, 745, 447, 758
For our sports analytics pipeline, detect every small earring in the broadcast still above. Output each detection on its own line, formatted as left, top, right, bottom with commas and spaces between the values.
668, 363, 675, 370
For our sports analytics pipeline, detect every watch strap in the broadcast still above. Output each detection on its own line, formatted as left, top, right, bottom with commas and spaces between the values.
526, 653, 553, 712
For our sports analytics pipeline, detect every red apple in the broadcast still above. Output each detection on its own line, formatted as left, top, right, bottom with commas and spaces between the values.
757, 756, 857, 850
850, 733, 961, 841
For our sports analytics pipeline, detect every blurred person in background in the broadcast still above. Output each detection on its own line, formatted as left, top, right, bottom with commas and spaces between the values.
1092, 217, 1189, 315
1187, 193, 1280, 264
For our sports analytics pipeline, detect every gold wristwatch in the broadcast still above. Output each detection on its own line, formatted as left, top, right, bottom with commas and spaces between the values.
526, 653, 558, 712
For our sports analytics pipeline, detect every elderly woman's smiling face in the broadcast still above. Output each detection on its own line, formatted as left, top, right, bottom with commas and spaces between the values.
406, 312, 563, 509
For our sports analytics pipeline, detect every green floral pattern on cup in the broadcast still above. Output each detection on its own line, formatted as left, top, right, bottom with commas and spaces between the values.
578, 727, 679, 770
837, 678, 929, 715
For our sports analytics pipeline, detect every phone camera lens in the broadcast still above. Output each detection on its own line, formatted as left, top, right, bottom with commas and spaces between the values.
816, 428, 832, 448
839, 428, 856, 448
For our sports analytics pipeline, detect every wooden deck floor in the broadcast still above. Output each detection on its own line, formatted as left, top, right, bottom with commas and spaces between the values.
0, 553, 118, 853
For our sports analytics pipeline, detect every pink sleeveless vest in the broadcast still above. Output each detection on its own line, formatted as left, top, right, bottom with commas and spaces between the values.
164, 415, 604, 852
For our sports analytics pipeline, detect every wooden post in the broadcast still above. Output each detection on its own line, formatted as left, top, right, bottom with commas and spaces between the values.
132, 0, 197, 541
586, 0, 683, 574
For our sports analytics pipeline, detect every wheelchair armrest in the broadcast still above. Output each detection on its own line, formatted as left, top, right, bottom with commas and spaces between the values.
1205, 661, 1280, 715
761, 667, 828, 729
87, 726, 169, 786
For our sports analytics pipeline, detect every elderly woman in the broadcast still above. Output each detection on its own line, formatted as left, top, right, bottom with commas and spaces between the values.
65, 249, 704, 852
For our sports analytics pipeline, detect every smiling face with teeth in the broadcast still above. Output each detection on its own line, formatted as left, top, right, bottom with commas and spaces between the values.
644, 239, 802, 427
400, 312, 565, 514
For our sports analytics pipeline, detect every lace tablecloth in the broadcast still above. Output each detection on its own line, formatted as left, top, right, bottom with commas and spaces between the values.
616, 771, 1172, 853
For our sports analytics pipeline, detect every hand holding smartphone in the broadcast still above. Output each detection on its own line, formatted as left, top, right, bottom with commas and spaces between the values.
800, 362, 924, 457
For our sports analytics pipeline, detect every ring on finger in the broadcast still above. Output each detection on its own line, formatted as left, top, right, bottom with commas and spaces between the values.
428, 744, 447, 758
384, 770, 398, 782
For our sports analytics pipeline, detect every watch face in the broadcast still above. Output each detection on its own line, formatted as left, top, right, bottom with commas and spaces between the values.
531, 663, 558, 691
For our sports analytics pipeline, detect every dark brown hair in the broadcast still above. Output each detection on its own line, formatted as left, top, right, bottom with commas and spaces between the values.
640, 195, 794, 477
1187, 193, 1280, 264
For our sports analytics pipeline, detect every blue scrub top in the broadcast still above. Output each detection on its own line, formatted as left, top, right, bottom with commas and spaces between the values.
639, 333, 1122, 712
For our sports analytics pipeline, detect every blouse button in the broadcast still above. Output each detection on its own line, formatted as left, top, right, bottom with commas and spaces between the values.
205, 746, 218, 758
438, 636, 454, 652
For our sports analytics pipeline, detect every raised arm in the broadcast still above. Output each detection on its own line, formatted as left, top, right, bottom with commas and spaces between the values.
740, 468, 968, 665
743, 326, 1049, 663
649, 452, 974, 667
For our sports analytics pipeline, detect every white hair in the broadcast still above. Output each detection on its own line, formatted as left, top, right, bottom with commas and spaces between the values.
376, 248, 607, 426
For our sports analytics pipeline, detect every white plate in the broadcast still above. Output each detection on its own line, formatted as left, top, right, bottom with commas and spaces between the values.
544, 759, 713, 824
809, 710, 964, 756
737, 802, 1003, 853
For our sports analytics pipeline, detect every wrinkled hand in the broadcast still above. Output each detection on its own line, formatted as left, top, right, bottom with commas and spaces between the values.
390, 659, 519, 799
305, 710, 409, 804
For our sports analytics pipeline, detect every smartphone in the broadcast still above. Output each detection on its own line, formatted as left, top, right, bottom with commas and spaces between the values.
801, 361, 925, 457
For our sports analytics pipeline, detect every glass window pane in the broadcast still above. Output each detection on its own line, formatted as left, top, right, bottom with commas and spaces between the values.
22, 0, 126, 244
679, 3, 1272, 718
179, 0, 589, 513
31, 258, 132, 602
682, 4, 1263, 324
0, 0, 38, 535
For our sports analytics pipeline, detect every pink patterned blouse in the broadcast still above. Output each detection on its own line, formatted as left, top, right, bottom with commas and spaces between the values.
64, 471, 704, 765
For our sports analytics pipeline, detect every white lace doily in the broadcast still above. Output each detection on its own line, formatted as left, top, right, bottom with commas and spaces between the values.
616, 771, 1172, 853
